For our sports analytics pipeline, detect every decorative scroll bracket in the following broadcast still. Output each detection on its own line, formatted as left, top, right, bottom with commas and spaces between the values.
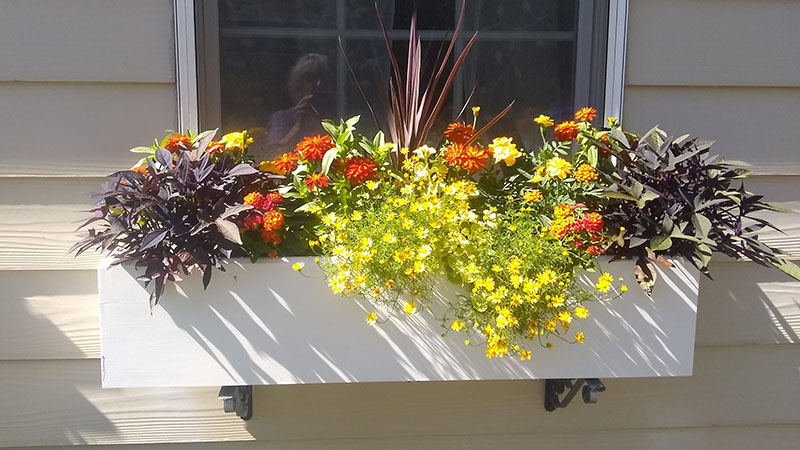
544, 378, 605, 411
218, 385, 253, 420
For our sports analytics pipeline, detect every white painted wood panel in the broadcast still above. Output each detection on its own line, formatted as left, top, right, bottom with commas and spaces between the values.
99, 257, 700, 387
1, 345, 798, 446
0, 0, 174, 83
626, 0, 800, 87
0, 84, 177, 176
624, 86, 800, 174
6, 425, 800, 450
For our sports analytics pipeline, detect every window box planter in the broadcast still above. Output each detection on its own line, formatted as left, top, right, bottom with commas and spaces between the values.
98, 256, 700, 388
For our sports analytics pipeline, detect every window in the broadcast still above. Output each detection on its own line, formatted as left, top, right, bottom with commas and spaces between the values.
185, 0, 627, 162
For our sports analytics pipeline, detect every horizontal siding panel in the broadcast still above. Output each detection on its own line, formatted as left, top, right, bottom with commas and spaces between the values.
0, 0, 174, 83
626, 0, 800, 87
0, 83, 177, 176
2, 261, 798, 360
1, 346, 798, 446
6, 426, 800, 450
623, 86, 800, 174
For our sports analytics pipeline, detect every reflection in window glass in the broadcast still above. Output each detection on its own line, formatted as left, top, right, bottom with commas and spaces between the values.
215, 0, 587, 162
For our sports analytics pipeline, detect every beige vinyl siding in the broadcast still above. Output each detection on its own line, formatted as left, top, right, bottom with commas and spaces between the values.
0, 0, 798, 448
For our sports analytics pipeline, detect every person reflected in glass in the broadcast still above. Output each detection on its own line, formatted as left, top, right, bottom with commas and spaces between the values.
265, 53, 334, 158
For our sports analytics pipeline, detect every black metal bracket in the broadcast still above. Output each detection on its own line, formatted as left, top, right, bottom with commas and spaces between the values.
218, 385, 253, 420
544, 378, 605, 411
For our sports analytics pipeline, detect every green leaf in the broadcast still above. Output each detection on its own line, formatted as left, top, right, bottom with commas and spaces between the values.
130, 146, 156, 154
691, 213, 712, 239
650, 235, 673, 251
320, 147, 339, 175
587, 147, 598, 167
637, 190, 660, 208
345, 115, 361, 127
773, 259, 800, 281
602, 190, 638, 202
609, 127, 629, 148
321, 120, 339, 138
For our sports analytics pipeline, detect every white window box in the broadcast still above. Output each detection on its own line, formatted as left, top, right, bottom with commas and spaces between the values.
98, 256, 699, 388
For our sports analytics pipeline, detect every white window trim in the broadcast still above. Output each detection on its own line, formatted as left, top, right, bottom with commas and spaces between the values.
174, 0, 629, 132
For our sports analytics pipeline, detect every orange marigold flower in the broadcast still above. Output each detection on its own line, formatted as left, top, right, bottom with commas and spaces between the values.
262, 210, 285, 231
295, 134, 335, 162
205, 140, 225, 155
131, 166, 149, 176
586, 244, 605, 255
554, 121, 580, 141
243, 213, 264, 229
163, 134, 192, 154
344, 156, 378, 185
574, 163, 598, 182
575, 107, 597, 122
550, 218, 573, 239
261, 229, 282, 245
583, 212, 604, 233
273, 152, 300, 174
304, 172, 330, 191
444, 143, 491, 173
554, 204, 572, 219
444, 122, 476, 145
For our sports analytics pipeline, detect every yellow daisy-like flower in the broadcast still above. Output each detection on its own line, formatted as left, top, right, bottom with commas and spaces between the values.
596, 272, 614, 293
536, 269, 557, 286
533, 114, 554, 128
292, 262, 305, 271
366, 312, 377, 326
403, 301, 417, 315
575, 332, 585, 343
546, 156, 573, 179
519, 349, 532, 360
489, 137, 521, 166
575, 306, 589, 319
451, 320, 466, 331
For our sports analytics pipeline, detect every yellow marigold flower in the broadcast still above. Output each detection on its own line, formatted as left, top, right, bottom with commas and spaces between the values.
534, 114, 554, 128
451, 320, 466, 331
575, 306, 589, 319
523, 190, 542, 203
404, 301, 417, 315
531, 166, 546, 183
573, 163, 598, 183
608, 117, 619, 127
519, 349, 532, 360
596, 272, 614, 293
554, 204, 572, 219
489, 137, 521, 166
292, 262, 305, 271
366, 312, 378, 325
220, 131, 253, 150
575, 331, 585, 343
546, 156, 573, 179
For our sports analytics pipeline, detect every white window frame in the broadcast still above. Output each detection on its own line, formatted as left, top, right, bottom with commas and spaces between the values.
174, 0, 628, 132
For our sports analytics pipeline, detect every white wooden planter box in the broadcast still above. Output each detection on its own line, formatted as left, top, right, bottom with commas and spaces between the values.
98, 257, 700, 388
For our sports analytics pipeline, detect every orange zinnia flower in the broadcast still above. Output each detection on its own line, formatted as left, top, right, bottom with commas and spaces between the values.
262, 210, 285, 231
304, 172, 330, 191
131, 166, 149, 176
554, 121, 580, 141
575, 107, 597, 122
205, 140, 225, 155
444, 143, 491, 173
273, 152, 300, 174
163, 134, 192, 154
344, 156, 378, 185
444, 122, 476, 145
295, 134, 335, 162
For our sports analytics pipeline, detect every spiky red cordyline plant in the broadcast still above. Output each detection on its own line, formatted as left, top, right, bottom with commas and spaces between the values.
343, 1, 514, 168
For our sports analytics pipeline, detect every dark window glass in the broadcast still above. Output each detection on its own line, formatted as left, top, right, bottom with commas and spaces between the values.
200, 0, 607, 162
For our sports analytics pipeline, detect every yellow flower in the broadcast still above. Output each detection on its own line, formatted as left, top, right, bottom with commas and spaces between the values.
575, 332, 585, 343
385, 279, 395, 288
321, 213, 336, 226
350, 211, 363, 221
220, 131, 253, 150
366, 312, 377, 325
596, 272, 614, 293
620, 285, 628, 293
519, 349, 532, 360
382, 233, 396, 244
523, 190, 542, 203
417, 244, 432, 259
608, 117, 619, 127
472, 106, 481, 116
451, 320, 466, 331
536, 269, 557, 286
534, 114, 555, 128
404, 301, 417, 315
491, 264, 503, 273
575, 306, 589, 319
496, 307, 518, 328
489, 137, 521, 166
546, 156, 573, 179
292, 262, 305, 271
554, 204, 572, 219
365, 180, 379, 191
